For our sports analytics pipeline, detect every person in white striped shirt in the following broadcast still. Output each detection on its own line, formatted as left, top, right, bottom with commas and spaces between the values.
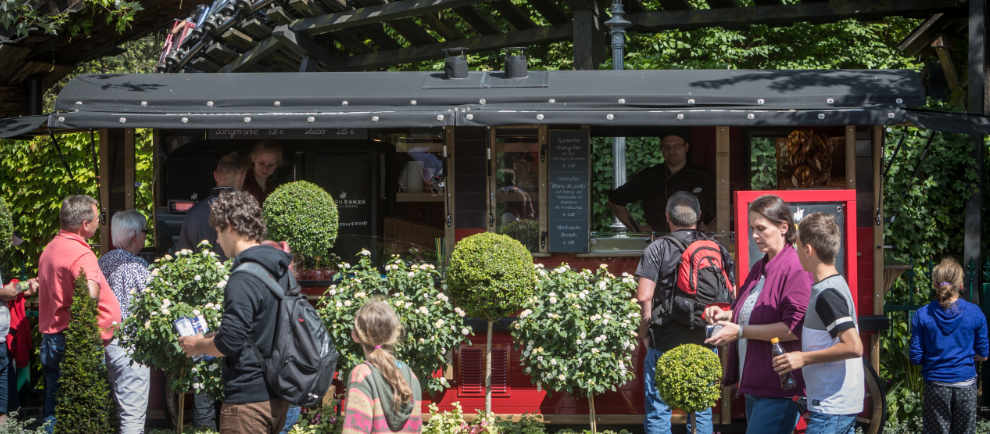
771, 212, 864, 434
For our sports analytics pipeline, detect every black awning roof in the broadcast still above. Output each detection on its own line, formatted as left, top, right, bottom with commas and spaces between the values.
904, 108, 990, 135
0, 115, 50, 139
49, 69, 925, 129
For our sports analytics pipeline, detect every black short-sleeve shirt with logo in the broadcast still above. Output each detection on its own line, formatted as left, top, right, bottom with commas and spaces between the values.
609, 164, 714, 232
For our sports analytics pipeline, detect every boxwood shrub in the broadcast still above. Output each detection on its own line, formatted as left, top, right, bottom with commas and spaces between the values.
263, 181, 338, 262
447, 232, 536, 320
655, 343, 722, 413
55, 271, 113, 433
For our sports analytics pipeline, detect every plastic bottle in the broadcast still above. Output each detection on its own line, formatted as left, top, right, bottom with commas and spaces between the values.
770, 337, 796, 390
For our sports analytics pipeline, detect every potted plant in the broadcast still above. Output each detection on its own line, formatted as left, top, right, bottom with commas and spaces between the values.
511, 264, 639, 433
316, 250, 471, 393
263, 180, 338, 279
446, 232, 536, 413
655, 343, 722, 434
121, 242, 226, 432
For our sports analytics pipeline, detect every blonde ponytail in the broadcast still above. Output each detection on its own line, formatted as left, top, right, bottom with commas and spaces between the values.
932, 257, 964, 308
353, 301, 413, 411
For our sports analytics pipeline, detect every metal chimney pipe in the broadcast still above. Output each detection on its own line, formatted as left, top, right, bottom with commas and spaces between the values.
504, 47, 528, 78
443, 47, 468, 79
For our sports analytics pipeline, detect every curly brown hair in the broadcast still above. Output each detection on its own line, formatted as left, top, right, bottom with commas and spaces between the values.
209, 190, 266, 241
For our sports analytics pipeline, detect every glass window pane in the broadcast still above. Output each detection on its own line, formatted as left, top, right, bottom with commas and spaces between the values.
494, 129, 540, 251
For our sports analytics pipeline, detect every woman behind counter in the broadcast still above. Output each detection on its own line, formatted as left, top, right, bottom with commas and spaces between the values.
704, 194, 812, 434
244, 142, 284, 205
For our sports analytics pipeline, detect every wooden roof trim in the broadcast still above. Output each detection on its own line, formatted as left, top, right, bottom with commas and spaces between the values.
629, 0, 964, 31
320, 22, 572, 70
291, 0, 489, 36
529, 0, 568, 25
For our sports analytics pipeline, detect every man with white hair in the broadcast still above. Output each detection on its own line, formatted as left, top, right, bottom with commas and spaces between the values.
37, 194, 122, 429
99, 210, 150, 434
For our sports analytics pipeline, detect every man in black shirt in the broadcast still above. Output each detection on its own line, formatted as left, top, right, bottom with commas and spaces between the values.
608, 133, 715, 233
176, 152, 247, 260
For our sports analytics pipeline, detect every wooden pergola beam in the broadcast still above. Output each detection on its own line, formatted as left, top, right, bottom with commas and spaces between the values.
491, 0, 536, 30
629, 0, 963, 31
659, 0, 693, 10
454, 6, 501, 35
389, 18, 440, 45
292, 0, 488, 36
528, 0, 568, 25
221, 35, 285, 72
321, 23, 572, 70
419, 12, 467, 41
707, 0, 737, 8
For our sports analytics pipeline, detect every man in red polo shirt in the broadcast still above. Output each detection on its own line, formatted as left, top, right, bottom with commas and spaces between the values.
37, 194, 122, 429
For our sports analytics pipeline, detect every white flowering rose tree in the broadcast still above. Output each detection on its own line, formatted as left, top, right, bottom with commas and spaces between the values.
316, 250, 471, 393
121, 241, 227, 399
511, 263, 639, 433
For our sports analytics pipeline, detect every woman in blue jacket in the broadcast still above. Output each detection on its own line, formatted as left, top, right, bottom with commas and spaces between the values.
910, 257, 989, 434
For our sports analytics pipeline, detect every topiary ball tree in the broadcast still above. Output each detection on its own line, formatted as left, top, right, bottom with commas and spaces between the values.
0, 196, 12, 253
55, 271, 113, 434
263, 181, 338, 264
447, 232, 536, 413
656, 343, 722, 434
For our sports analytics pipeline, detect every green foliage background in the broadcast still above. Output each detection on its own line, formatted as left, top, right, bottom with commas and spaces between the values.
54, 271, 113, 434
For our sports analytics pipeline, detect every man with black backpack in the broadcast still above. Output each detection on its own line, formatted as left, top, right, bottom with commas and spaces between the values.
179, 190, 336, 434
635, 191, 734, 434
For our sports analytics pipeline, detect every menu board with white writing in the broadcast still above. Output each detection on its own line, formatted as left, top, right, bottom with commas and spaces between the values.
547, 129, 590, 253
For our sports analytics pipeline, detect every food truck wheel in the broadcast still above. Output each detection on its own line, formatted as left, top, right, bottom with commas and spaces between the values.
857, 359, 887, 434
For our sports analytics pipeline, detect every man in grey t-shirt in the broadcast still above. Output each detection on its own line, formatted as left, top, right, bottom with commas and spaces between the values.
772, 212, 863, 433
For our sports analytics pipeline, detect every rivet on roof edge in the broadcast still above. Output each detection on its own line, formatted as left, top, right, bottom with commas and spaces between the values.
887, 112, 896, 119
410, 99, 418, 105
243, 116, 252, 123
606, 113, 614, 120
140, 101, 148, 107
371, 115, 380, 122
58, 116, 66, 122
436, 114, 445, 121
306, 116, 315, 123
687, 98, 696, 104
180, 117, 189, 124
75, 101, 83, 105
465, 114, 475, 120
817, 113, 826, 120
206, 101, 214, 107
895, 98, 904, 104
826, 98, 835, 104
548, 98, 556, 103
676, 113, 684, 120
746, 113, 755, 120
342, 100, 349, 106
617, 98, 626, 104
757, 98, 765, 105
536, 113, 545, 120
119, 117, 127, 124
273, 101, 281, 107
479, 98, 487, 104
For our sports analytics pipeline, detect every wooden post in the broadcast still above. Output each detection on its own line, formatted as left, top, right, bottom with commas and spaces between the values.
99, 129, 111, 253
845, 126, 856, 189
444, 127, 456, 263
715, 126, 730, 238
872, 125, 884, 374
124, 129, 136, 210
572, 0, 599, 70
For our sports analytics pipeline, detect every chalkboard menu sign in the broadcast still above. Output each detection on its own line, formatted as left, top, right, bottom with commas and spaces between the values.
207, 128, 367, 140
547, 129, 590, 253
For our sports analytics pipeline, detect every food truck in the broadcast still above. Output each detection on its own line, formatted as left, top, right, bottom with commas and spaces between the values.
5, 61, 986, 432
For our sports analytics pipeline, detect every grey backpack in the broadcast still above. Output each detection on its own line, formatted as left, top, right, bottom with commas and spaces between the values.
233, 262, 338, 408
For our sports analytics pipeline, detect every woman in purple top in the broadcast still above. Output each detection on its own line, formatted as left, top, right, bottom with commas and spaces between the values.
705, 195, 812, 434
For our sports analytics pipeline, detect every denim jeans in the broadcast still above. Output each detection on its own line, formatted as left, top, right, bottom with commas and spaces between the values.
193, 392, 218, 429
106, 340, 150, 434
40, 333, 65, 431
744, 394, 800, 434
0, 344, 9, 414
280, 405, 301, 434
805, 411, 856, 434
644, 347, 713, 434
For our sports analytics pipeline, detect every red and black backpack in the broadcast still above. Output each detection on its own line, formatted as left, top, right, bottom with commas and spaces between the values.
652, 233, 735, 330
